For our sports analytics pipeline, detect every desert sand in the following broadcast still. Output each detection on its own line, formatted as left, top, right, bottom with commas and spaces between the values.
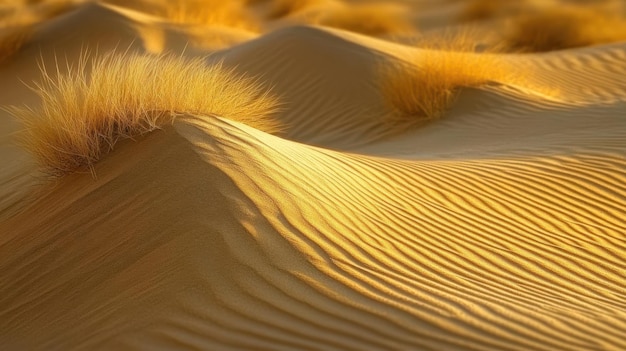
1, 0, 625, 350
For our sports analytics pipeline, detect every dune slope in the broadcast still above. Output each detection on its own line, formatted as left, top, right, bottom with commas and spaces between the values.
1, 1, 625, 350
1, 111, 625, 350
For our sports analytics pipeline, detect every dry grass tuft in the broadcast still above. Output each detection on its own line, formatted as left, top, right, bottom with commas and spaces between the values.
8, 51, 280, 176
317, 4, 415, 36
380, 32, 535, 126
412, 28, 507, 53
504, 7, 626, 52
382, 50, 519, 126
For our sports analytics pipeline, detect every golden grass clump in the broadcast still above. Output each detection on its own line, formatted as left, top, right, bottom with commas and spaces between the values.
317, 4, 415, 36
9, 52, 280, 176
381, 33, 531, 126
504, 7, 626, 52
383, 51, 518, 126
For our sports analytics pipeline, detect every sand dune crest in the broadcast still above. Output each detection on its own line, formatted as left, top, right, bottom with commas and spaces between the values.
1, 0, 625, 350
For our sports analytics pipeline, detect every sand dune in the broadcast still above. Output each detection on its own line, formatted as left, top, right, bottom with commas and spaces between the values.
1, 0, 625, 350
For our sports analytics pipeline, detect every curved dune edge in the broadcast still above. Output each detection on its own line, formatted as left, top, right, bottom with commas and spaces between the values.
1, 115, 625, 350
1, 1, 626, 350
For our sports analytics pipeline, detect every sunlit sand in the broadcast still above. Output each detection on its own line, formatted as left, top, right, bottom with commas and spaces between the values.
1, 0, 625, 350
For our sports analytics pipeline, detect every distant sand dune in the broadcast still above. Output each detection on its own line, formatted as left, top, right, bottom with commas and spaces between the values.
510, 43, 626, 103
503, 5, 626, 52
0, 0, 79, 63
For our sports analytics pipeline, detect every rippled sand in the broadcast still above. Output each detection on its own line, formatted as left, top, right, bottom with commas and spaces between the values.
1, 1, 625, 350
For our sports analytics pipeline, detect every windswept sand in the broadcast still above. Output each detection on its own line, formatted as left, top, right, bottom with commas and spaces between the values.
1, 0, 625, 350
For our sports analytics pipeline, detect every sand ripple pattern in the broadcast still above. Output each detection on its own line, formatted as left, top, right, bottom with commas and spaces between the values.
173, 113, 626, 350
1, 9, 626, 351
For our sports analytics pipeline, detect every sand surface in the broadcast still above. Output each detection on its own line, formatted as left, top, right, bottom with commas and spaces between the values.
1, 0, 625, 350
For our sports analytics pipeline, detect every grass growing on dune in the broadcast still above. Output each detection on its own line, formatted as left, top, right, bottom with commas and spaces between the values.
383, 52, 517, 125
504, 7, 626, 52
8, 52, 280, 176
382, 36, 525, 126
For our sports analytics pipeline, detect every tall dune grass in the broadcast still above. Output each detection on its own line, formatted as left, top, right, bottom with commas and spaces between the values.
8, 52, 280, 176
382, 51, 519, 126
504, 7, 626, 52
381, 34, 529, 126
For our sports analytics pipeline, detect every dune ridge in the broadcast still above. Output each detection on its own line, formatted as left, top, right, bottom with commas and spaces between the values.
1, 0, 625, 350
1, 114, 625, 350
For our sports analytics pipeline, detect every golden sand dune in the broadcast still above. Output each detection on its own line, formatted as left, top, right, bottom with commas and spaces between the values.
1, 0, 625, 350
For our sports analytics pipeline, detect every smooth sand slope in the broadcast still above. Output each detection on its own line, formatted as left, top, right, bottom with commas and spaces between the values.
1, 0, 625, 350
